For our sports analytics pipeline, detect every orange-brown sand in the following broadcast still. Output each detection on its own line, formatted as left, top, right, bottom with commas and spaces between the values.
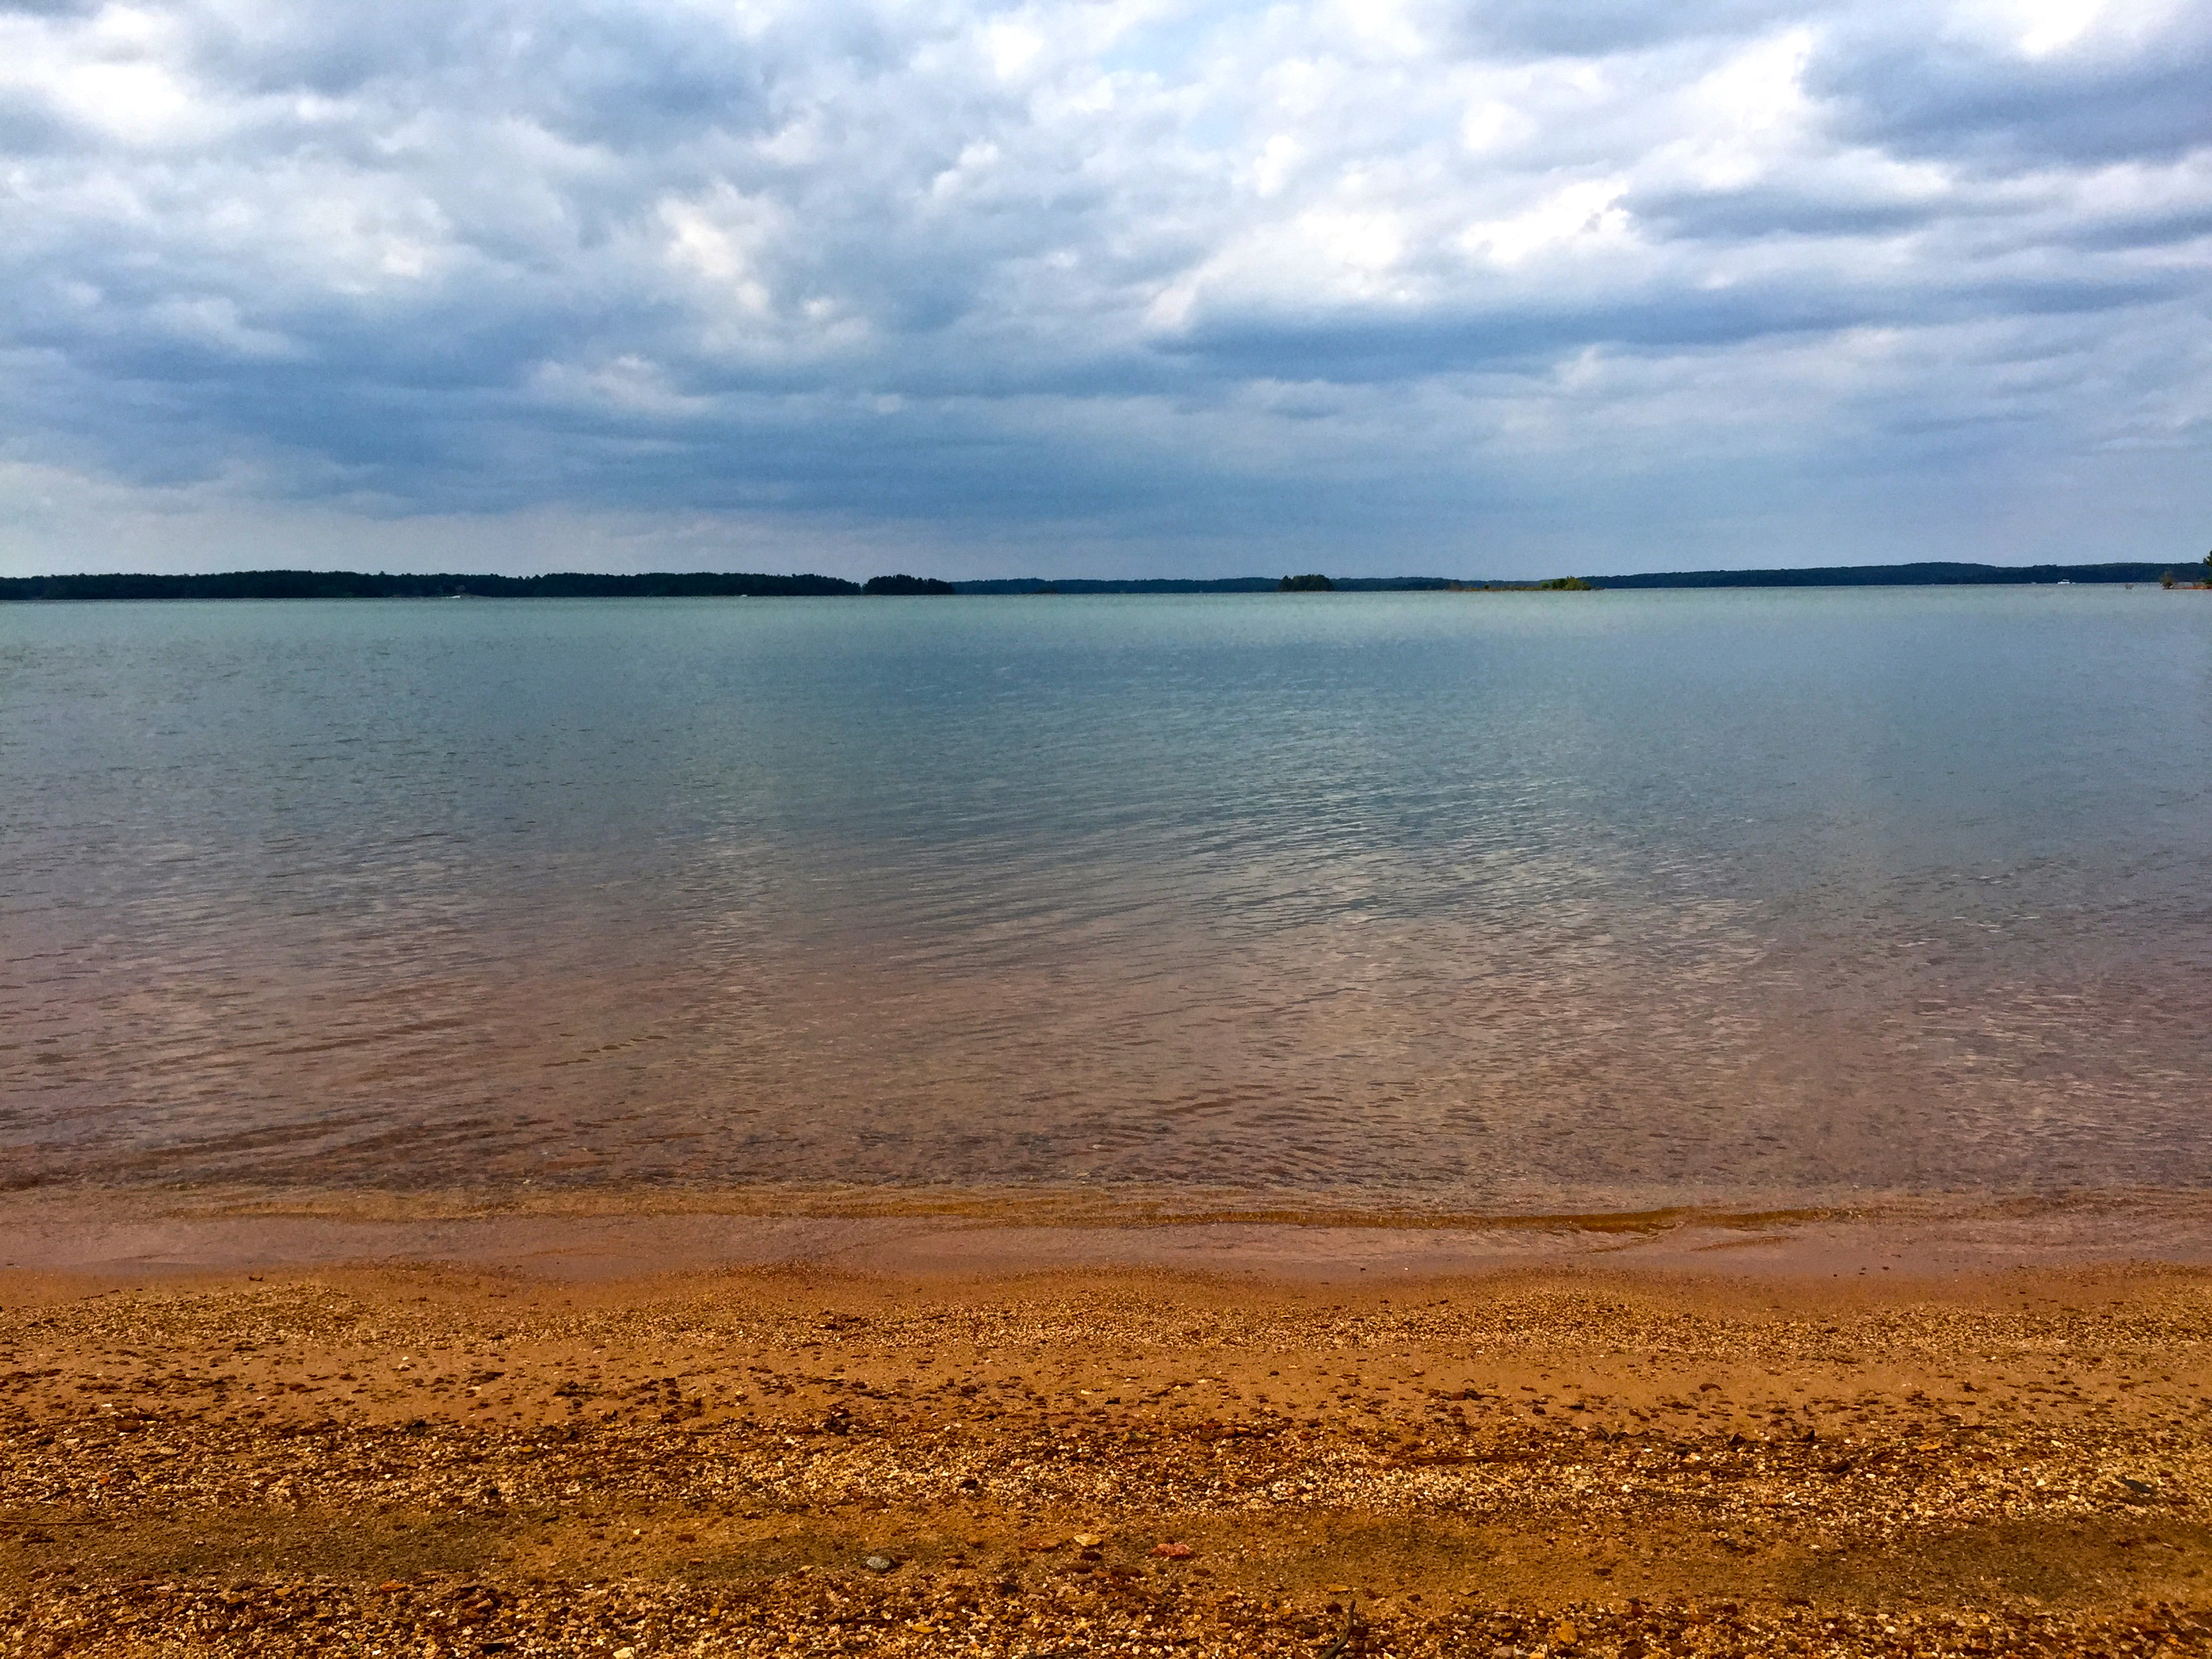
4, 1242, 2209, 1656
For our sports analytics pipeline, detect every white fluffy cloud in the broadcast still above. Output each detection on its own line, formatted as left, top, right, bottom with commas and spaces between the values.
1, 0, 2207, 576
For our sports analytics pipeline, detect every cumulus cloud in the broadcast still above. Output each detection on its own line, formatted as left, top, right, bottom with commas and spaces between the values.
0, 0, 2207, 576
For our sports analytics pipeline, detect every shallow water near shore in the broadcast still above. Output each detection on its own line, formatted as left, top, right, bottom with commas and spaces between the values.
5, 587, 2209, 1218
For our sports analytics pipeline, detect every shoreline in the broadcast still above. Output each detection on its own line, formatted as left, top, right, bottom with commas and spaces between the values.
7, 1185, 2212, 1286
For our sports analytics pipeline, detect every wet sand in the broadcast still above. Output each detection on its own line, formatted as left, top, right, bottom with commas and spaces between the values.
8, 1186, 2212, 1282
4, 1205, 2210, 1656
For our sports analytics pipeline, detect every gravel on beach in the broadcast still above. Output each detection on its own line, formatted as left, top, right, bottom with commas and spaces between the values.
3, 1262, 2209, 1656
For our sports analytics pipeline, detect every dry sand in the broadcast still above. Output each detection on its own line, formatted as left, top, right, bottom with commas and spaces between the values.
4, 1227, 2210, 1656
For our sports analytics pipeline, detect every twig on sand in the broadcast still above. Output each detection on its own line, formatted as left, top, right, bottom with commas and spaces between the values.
1319, 1599, 1358, 1659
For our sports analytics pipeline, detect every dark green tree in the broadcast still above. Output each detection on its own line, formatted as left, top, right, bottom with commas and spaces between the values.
1278, 573, 1334, 592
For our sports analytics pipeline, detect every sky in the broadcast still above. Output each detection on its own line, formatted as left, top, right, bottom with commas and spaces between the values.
1, 0, 2209, 580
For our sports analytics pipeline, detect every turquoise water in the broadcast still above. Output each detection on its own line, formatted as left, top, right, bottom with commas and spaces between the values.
5, 588, 2209, 1213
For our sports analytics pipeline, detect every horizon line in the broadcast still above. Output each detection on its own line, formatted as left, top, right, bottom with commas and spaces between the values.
3, 557, 2207, 600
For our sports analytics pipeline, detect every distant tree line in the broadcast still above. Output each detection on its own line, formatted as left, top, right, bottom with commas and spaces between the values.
1586, 561, 2188, 589
5, 558, 2204, 602
958, 577, 1460, 593
0, 569, 861, 601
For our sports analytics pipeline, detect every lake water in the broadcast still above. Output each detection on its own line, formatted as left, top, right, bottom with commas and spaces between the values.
5, 588, 2209, 1218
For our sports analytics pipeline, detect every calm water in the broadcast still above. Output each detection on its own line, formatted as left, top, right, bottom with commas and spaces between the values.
5, 590, 2209, 1215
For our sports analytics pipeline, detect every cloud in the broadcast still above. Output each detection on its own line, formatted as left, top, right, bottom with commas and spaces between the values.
0, 0, 2207, 577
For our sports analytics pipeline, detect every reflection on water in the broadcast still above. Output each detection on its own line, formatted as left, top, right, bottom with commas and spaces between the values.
4, 589, 2209, 1214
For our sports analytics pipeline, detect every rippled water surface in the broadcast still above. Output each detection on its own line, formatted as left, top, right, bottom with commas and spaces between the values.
5, 590, 2209, 1214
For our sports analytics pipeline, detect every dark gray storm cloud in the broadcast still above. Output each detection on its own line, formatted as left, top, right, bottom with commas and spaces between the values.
0, 0, 2207, 576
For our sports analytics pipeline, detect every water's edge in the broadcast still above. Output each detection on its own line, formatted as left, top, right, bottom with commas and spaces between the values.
7, 1185, 2210, 1282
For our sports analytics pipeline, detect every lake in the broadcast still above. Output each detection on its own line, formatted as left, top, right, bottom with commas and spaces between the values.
5, 587, 2208, 1217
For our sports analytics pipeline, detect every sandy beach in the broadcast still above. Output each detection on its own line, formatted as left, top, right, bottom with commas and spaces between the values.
5, 1206, 2209, 1656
